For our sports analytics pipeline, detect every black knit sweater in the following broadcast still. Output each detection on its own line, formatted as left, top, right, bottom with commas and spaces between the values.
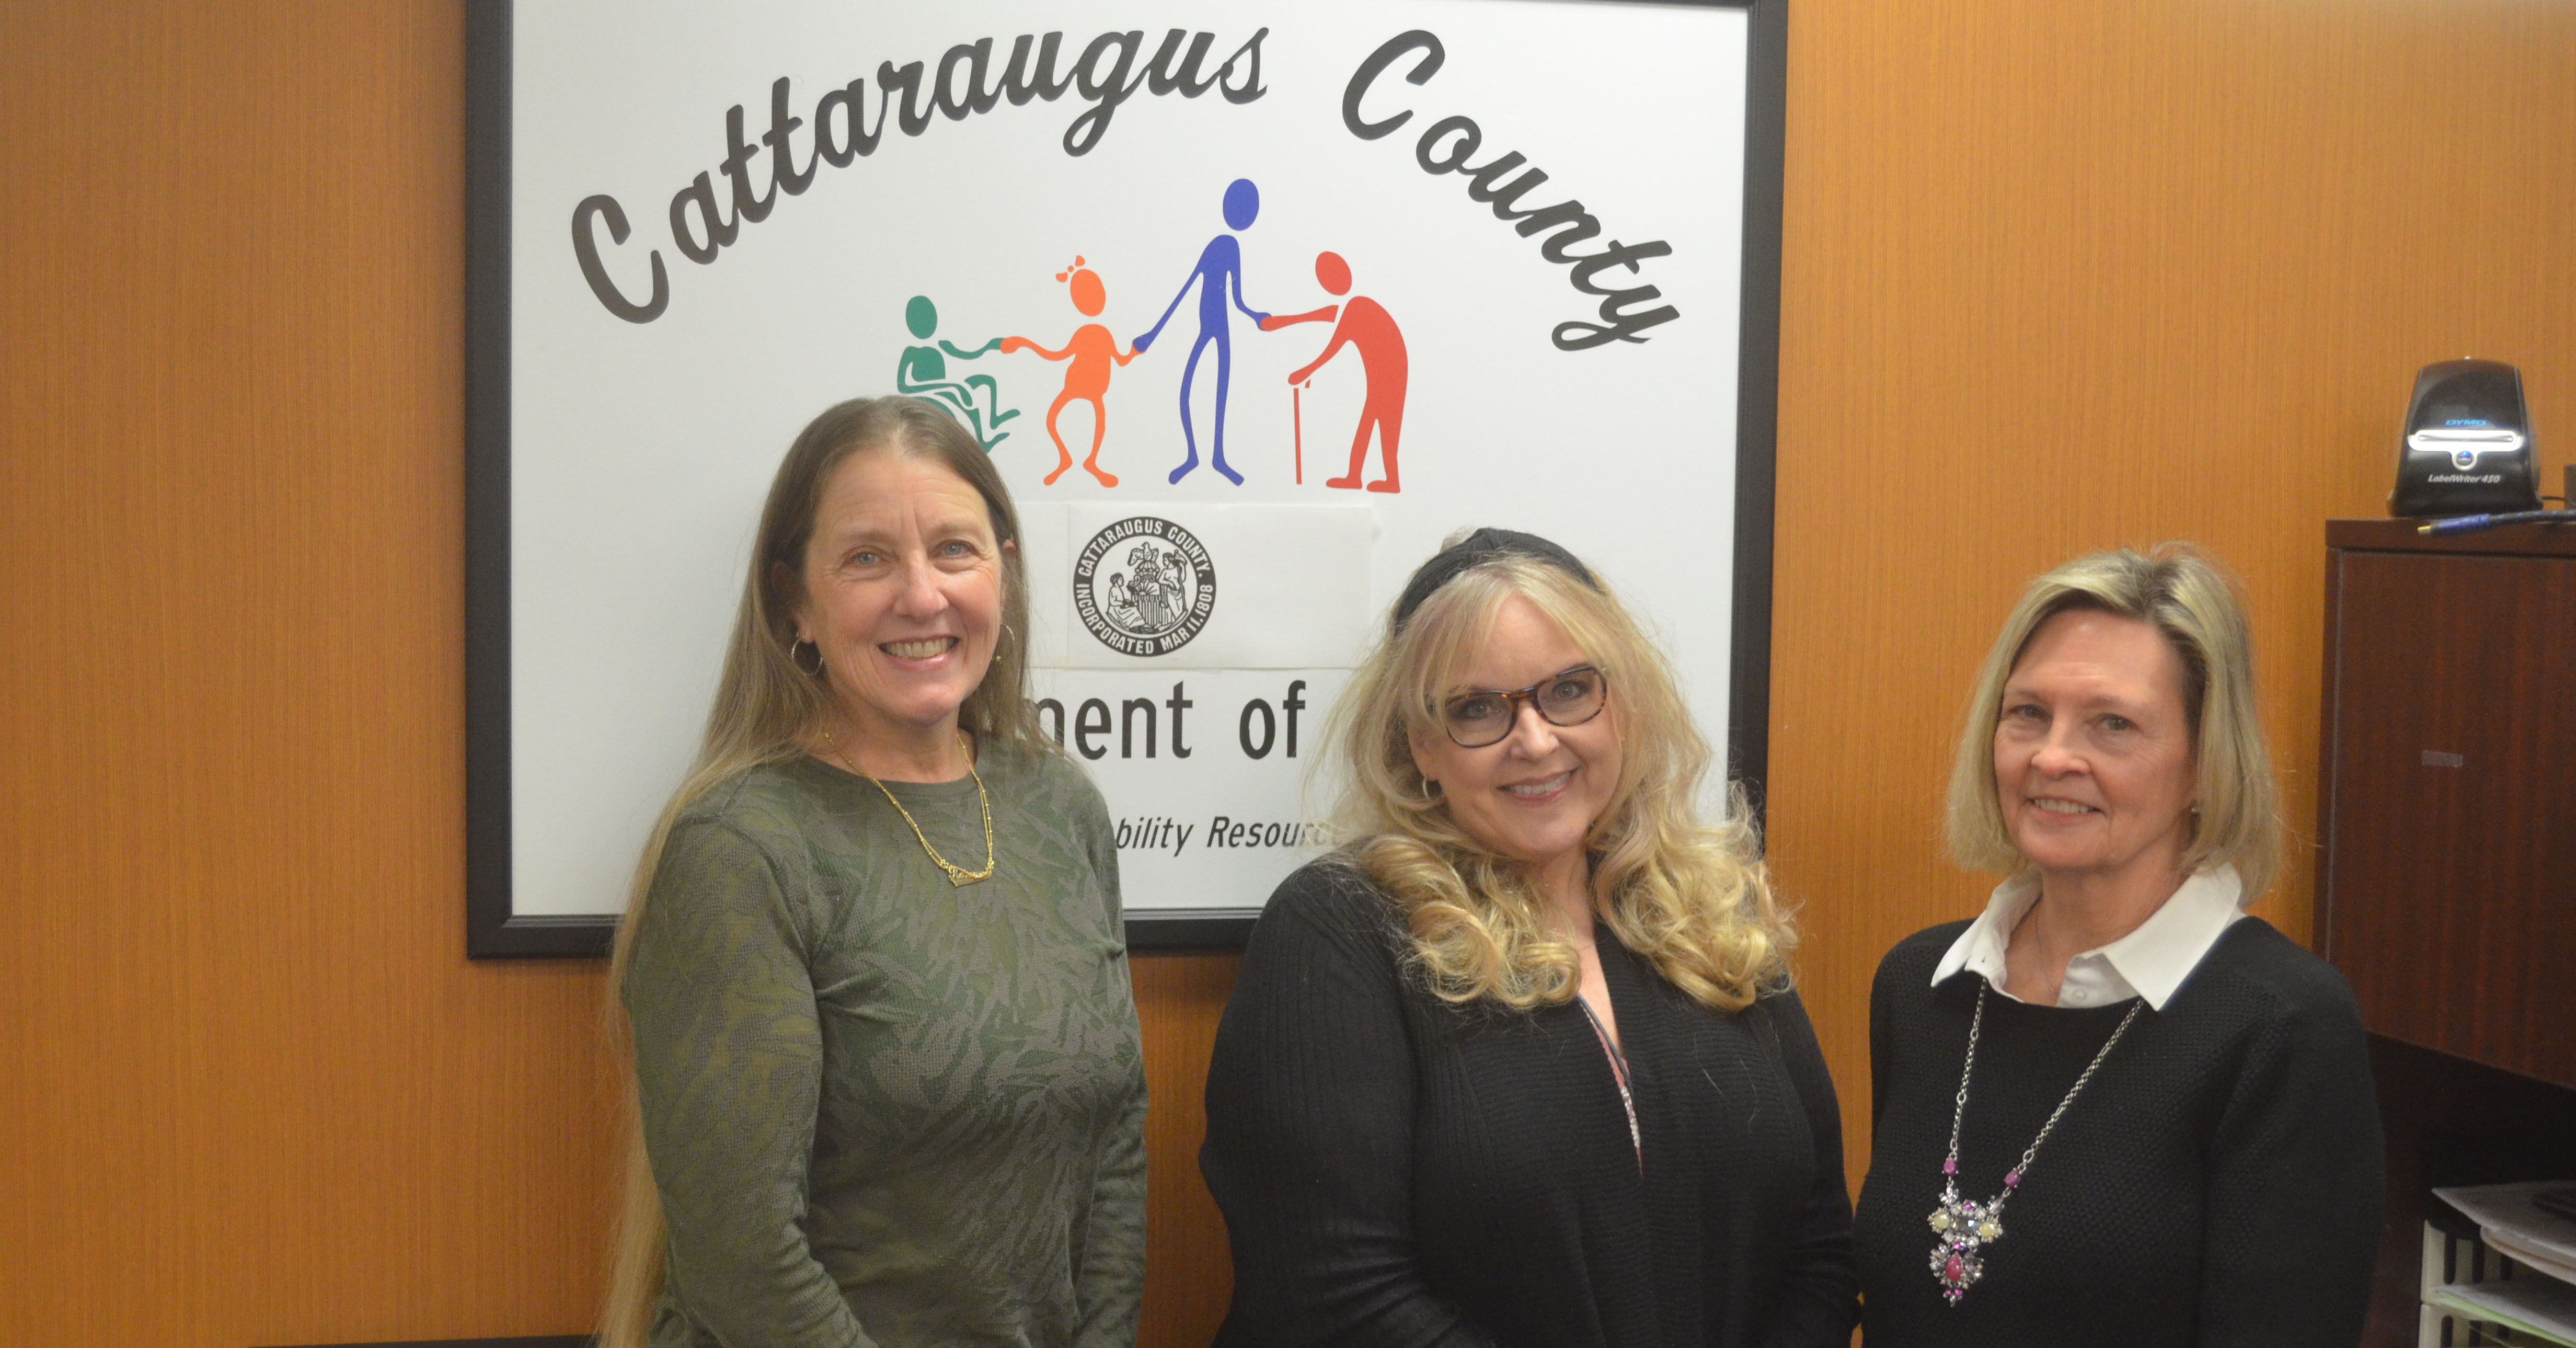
1201, 860, 1860, 1348
1855, 918, 2383, 1346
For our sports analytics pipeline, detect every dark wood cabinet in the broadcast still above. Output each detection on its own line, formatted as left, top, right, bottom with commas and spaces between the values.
2316, 519, 2576, 1346
2319, 519, 2576, 1090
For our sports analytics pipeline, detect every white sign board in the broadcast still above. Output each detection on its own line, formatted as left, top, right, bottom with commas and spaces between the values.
465, 0, 1783, 953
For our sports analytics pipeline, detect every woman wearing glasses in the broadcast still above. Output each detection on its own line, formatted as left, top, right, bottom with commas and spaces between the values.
1199, 529, 1859, 1348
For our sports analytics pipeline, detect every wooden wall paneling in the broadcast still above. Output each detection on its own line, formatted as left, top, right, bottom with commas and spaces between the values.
1131, 954, 1244, 1348
0, 5, 620, 1345
1770, 0, 2576, 1192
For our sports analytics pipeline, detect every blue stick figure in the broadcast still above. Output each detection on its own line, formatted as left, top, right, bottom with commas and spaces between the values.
1133, 178, 1271, 485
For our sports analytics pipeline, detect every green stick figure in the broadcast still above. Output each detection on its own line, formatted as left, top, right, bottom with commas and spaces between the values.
897, 295, 1018, 450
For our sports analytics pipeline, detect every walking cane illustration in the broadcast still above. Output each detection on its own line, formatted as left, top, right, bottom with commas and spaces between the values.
1293, 380, 1308, 484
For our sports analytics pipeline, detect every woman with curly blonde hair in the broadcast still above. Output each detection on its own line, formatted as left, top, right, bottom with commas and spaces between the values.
1199, 528, 1859, 1348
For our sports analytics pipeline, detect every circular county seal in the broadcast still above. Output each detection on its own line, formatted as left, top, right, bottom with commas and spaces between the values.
1074, 517, 1217, 657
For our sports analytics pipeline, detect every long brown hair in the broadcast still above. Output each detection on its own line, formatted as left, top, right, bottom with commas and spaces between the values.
599, 395, 1043, 1346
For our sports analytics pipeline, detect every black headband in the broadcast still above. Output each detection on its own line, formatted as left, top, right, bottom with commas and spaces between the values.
1391, 528, 1601, 633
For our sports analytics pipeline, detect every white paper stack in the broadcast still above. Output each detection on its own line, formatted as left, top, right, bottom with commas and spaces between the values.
2427, 1277, 2576, 1346
2437, 1184, 2576, 1287
2427, 1184, 2576, 1346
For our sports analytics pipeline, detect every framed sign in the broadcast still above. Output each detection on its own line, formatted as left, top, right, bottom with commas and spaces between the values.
465, 0, 1785, 956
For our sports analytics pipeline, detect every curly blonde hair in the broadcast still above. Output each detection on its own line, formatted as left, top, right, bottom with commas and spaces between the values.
1322, 546, 1791, 1012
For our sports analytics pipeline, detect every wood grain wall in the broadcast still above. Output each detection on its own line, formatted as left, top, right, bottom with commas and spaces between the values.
2, 2, 2569, 1345
0, 6, 616, 1345
1768, 0, 2576, 1192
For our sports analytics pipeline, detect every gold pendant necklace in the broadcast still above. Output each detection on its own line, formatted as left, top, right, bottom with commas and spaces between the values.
823, 727, 996, 887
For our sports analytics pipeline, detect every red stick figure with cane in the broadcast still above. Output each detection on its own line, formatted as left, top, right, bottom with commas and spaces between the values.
1262, 250, 1408, 494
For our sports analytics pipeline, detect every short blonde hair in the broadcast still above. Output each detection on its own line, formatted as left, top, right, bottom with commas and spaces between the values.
1944, 544, 2282, 900
1325, 547, 1790, 1013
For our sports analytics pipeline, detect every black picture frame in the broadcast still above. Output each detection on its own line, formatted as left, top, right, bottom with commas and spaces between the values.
463, 0, 1785, 957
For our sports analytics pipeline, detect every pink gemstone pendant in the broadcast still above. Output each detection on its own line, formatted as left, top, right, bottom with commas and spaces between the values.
1929, 1240, 1984, 1303
1926, 1186, 2004, 1305
1926, 983, 2139, 1308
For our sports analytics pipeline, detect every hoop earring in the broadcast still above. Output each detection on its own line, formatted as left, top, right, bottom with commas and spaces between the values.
790, 638, 825, 677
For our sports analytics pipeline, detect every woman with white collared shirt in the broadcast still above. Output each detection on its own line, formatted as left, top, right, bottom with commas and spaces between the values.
1854, 545, 2383, 1347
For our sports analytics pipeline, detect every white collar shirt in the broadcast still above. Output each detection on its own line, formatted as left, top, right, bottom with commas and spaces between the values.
1929, 864, 2249, 1011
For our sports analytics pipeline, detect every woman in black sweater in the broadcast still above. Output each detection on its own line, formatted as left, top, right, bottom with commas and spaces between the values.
1201, 529, 1859, 1348
1854, 546, 2382, 1346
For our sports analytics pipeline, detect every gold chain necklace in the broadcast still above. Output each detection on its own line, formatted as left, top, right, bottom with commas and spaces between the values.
823, 727, 996, 887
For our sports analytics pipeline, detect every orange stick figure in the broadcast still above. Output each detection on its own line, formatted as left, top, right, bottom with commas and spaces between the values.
1003, 259, 1135, 487
1266, 251, 1407, 494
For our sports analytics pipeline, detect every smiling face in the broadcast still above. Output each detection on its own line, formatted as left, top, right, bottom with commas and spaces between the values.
1993, 608, 2199, 893
1408, 595, 1624, 889
790, 448, 1010, 751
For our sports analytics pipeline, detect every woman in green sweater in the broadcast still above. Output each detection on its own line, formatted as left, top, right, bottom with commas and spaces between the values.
601, 396, 1147, 1348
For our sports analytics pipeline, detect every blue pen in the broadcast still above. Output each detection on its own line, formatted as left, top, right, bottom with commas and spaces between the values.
2419, 509, 2576, 535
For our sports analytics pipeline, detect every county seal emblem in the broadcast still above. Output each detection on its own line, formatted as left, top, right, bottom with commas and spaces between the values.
1074, 517, 1217, 657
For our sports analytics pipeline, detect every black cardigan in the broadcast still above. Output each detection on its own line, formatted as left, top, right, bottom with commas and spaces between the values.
1854, 918, 2384, 1346
1201, 861, 1860, 1348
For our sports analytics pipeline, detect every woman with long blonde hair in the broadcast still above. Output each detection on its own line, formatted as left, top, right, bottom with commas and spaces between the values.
1199, 529, 1859, 1348
601, 396, 1145, 1348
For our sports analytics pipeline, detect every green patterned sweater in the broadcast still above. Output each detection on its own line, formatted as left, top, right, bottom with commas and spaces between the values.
623, 739, 1147, 1348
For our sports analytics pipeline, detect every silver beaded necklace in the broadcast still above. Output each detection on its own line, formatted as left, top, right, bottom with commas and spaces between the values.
1927, 981, 2143, 1305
